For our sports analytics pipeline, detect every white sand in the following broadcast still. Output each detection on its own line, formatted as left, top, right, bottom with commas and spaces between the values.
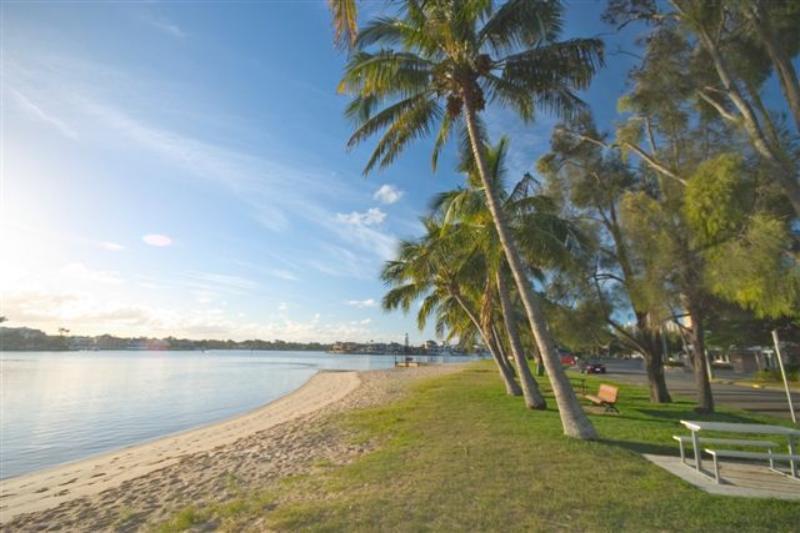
0, 370, 361, 522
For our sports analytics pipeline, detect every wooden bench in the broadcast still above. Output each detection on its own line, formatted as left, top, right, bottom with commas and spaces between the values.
584, 384, 619, 413
672, 436, 777, 465
704, 448, 800, 483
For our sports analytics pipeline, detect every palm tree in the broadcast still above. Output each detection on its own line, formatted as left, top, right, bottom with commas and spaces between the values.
432, 138, 550, 409
382, 223, 523, 395
340, 0, 602, 438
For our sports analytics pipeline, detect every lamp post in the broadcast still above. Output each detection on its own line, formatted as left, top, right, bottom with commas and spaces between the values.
771, 329, 797, 424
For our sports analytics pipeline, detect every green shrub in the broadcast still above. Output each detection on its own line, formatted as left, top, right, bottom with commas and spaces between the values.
755, 367, 799, 383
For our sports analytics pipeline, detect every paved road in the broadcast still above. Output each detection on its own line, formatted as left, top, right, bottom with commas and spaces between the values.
601, 360, 799, 421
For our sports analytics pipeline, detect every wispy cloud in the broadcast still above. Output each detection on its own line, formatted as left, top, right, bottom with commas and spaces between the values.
8, 87, 77, 139
99, 241, 125, 252
346, 298, 377, 308
143, 15, 186, 39
61, 262, 124, 285
373, 184, 404, 204
142, 234, 173, 247
6, 53, 400, 286
184, 271, 260, 293
336, 207, 387, 226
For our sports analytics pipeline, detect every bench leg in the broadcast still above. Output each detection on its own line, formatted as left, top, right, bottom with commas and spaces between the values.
678, 440, 685, 465
712, 454, 720, 484
691, 431, 702, 471
602, 403, 619, 414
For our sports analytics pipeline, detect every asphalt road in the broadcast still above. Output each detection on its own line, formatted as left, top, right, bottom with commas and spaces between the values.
599, 359, 799, 421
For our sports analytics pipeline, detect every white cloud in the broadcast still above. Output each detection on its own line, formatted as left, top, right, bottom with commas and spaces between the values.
8, 87, 77, 139
144, 15, 186, 38
61, 262, 124, 285
142, 234, 173, 247
373, 184, 404, 204
183, 271, 260, 293
335, 207, 387, 226
100, 241, 125, 252
346, 298, 378, 308
268, 268, 298, 281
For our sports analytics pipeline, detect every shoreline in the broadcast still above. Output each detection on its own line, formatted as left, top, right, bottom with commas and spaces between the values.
0, 370, 361, 522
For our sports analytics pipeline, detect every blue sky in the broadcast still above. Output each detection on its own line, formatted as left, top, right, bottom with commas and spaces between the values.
1, 1, 641, 343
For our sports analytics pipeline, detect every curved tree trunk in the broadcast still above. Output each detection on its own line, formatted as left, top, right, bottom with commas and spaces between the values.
488, 327, 523, 396
463, 102, 597, 439
492, 324, 516, 377
533, 342, 545, 377
496, 268, 547, 409
451, 291, 522, 396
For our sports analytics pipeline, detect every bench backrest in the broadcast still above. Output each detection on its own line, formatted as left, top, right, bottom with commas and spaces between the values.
598, 384, 618, 403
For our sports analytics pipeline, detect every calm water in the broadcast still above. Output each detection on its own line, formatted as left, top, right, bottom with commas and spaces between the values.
0, 350, 465, 479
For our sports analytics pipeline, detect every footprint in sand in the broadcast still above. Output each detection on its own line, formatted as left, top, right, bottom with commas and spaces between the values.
59, 478, 78, 486
90, 472, 106, 478
33, 487, 49, 493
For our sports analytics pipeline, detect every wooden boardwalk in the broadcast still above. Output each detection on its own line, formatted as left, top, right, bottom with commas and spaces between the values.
644, 454, 800, 500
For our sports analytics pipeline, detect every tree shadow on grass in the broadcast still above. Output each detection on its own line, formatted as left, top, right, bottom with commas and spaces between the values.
599, 438, 678, 456
636, 408, 759, 424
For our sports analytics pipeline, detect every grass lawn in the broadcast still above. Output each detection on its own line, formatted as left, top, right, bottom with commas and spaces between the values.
158, 362, 800, 532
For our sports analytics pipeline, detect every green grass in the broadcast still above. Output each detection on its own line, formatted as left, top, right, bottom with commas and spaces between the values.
157, 362, 800, 532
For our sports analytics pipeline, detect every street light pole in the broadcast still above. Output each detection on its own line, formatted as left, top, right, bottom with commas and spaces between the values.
771, 329, 797, 424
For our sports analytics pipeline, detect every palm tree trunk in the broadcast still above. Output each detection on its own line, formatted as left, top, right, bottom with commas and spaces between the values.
488, 327, 523, 396
496, 268, 547, 409
463, 101, 597, 439
491, 324, 515, 376
451, 291, 522, 396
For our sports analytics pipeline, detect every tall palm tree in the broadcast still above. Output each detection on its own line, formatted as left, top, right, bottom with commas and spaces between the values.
340, 0, 602, 438
381, 222, 522, 396
432, 138, 550, 409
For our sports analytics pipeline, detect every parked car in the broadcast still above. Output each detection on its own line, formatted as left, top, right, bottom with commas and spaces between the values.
579, 360, 607, 374
560, 354, 578, 367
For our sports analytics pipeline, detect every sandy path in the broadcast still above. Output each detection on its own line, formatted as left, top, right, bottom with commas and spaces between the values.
0, 370, 361, 522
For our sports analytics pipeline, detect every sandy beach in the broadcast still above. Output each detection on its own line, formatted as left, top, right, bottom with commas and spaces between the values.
0, 364, 464, 531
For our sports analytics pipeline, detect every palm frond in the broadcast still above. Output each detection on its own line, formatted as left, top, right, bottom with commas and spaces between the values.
479, 0, 564, 53
328, 0, 358, 50
431, 111, 455, 171
383, 282, 426, 313
363, 96, 443, 173
347, 92, 432, 147
502, 38, 605, 95
338, 50, 433, 98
